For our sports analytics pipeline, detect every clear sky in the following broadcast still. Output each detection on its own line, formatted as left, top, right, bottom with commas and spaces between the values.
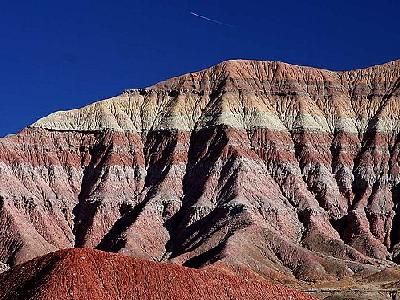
0, 0, 399, 136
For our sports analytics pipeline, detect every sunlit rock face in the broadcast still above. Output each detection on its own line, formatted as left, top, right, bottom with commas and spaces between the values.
1, 59, 400, 284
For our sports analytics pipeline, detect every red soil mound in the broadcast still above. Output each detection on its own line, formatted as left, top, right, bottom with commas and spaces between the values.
0, 248, 316, 300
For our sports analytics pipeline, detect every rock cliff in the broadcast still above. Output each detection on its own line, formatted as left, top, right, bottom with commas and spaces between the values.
1, 59, 400, 290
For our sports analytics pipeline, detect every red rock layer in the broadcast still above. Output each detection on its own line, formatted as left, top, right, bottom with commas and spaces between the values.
0, 248, 317, 300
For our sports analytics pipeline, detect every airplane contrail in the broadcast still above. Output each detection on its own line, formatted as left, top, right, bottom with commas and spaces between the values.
190, 11, 234, 27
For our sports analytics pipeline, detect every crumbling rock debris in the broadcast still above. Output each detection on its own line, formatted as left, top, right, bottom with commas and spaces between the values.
0, 248, 317, 300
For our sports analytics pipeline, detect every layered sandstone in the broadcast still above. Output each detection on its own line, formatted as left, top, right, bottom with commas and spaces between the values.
1, 60, 400, 291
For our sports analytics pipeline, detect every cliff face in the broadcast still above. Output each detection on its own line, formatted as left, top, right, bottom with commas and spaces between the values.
1, 60, 400, 284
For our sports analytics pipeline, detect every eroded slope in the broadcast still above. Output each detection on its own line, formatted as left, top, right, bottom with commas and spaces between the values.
1, 60, 400, 287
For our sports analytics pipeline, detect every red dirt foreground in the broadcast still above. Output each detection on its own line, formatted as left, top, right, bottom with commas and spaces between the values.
0, 248, 316, 300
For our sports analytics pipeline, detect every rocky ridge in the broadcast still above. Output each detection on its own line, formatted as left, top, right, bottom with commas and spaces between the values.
1, 59, 400, 291
0, 248, 317, 300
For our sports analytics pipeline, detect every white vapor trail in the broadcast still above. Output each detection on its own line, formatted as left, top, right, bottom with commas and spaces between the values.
190, 11, 233, 27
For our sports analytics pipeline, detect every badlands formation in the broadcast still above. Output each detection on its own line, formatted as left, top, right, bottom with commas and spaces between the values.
1, 59, 400, 298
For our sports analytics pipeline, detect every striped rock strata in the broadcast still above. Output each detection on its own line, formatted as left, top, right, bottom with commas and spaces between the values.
1, 60, 400, 286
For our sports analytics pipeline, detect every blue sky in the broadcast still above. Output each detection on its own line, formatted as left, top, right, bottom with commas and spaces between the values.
0, 0, 399, 136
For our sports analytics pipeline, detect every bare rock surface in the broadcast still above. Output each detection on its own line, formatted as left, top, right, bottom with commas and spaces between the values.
1, 59, 400, 297
0, 248, 317, 300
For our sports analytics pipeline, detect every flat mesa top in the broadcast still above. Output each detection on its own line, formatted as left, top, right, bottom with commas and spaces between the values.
30, 59, 400, 134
